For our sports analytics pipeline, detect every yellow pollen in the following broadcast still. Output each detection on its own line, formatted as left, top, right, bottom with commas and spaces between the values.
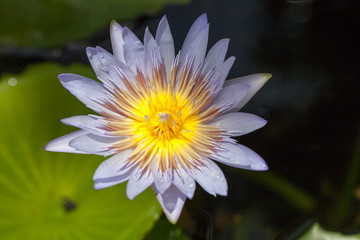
104, 66, 224, 172
152, 112, 178, 140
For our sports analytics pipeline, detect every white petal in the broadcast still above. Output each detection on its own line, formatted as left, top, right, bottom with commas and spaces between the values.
208, 112, 267, 136
93, 149, 133, 180
207, 82, 250, 115
216, 56, 235, 89
94, 170, 132, 190
180, 24, 209, 69
144, 28, 161, 79
153, 179, 172, 195
192, 159, 227, 196
69, 133, 121, 156
58, 73, 108, 114
126, 169, 154, 200
153, 184, 187, 224
110, 20, 125, 63
185, 13, 208, 37
236, 144, 268, 171
181, 14, 208, 56
202, 38, 229, 75
223, 73, 272, 111
155, 15, 175, 78
211, 142, 251, 167
151, 160, 172, 194
180, 14, 209, 68
86, 46, 131, 89
61, 115, 109, 136
122, 27, 145, 73
202, 56, 235, 96
86, 47, 114, 87
44, 130, 88, 154
172, 167, 196, 199
144, 28, 158, 53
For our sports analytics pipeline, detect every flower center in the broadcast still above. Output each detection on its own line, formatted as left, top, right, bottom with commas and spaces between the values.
104, 89, 222, 172
146, 111, 182, 141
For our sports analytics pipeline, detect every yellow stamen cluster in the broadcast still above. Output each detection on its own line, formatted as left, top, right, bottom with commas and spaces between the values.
102, 60, 224, 173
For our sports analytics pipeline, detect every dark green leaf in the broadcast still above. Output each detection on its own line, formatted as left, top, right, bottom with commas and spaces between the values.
0, 63, 162, 239
0, 0, 189, 48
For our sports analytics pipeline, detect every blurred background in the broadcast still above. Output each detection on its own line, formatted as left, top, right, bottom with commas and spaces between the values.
0, 0, 359, 239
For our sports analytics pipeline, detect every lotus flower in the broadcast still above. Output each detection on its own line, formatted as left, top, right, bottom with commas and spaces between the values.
45, 14, 271, 223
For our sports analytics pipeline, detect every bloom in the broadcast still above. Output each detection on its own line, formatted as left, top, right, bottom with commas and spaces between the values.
45, 14, 271, 223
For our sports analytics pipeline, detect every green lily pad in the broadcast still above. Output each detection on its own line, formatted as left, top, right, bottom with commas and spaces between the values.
299, 223, 360, 240
0, 0, 189, 48
0, 63, 161, 239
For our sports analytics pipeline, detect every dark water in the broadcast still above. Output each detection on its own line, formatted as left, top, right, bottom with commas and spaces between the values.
1, 0, 359, 239
161, 1, 360, 239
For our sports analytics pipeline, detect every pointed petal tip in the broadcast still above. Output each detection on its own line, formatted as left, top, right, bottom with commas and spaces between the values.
159, 194, 186, 224
110, 20, 123, 33
252, 161, 269, 171
122, 26, 131, 34
257, 118, 267, 129
222, 73, 271, 111
110, 19, 120, 26
153, 184, 188, 224
93, 180, 120, 190
222, 38, 230, 44
43, 142, 53, 152
57, 73, 68, 79
93, 165, 105, 181
60, 117, 70, 125
254, 73, 272, 85
220, 190, 228, 197
110, 20, 117, 29
167, 217, 178, 225
157, 15, 170, 36
165, 210, 182, 224
85, 46, 95, 53
160, 14, 168, 22
216, 184, 228, 197
126, 171, 154, 200
228, 55, 236, 61
264, 73, 272, 81
126, 188, 137, 200
85, 47, 97, 59
262, 120, 268, 128
43, 138, 70, 153
43, 138, 64, 152
224, 56, 236, 69
58, 73, 78, 83
199, 13, 208, 21
95, 46, 105, 51
93, 181, 101, 190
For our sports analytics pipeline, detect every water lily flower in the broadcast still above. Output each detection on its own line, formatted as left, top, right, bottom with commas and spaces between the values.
45, 14, 271, 223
